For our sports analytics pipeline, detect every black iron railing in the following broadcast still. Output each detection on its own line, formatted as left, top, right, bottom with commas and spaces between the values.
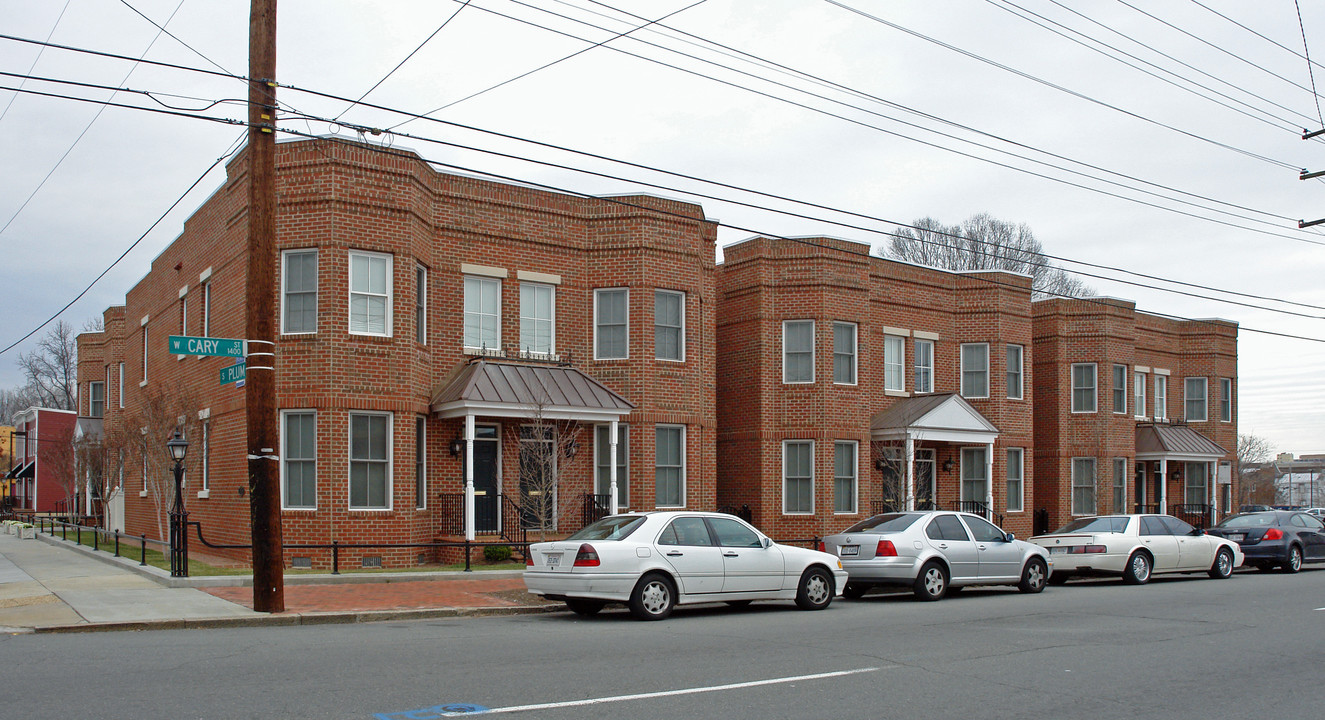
438, 491, 529, 545
871, 501, 899, 515
950, 501, 1005, 528
1173, 503, 1212, 530
1133, 503, 1161, 514
582, 493, 610, 526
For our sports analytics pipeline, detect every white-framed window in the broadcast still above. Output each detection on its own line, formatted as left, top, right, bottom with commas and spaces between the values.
655, 424, 685, 507
1112, 364, 1127, 414
884, 334, 905, 391
595, 424, 629, 506
783, 440, 814, 514
349, 412, 392, 509
141, 325, 149, 385
914, 338, 934, 393
1219, 378, 1232, 422
282, 410, 316, 509
1071, 363, 1097, 413
202, 280, 211, 336
833, 322, 857, 385
783, 320, 815, 384
118, 363, 124, 408
1071, 457, 1096, 515
594, 288, 629, 360
834, 441, 857, 514
281, 249, 318, 334
415, 416, 426, 509
1185, 462, 1208, 505
464, 276, 501, 351
654, 290, 684, 362
1006, 448, 1023, 512
201, 420, 210, 493
415, 265, 427, 345
960, 343, 989, 398
1007, 345, 1024, 400
349, 251, 392, 336
1133, 372, 1147, 419
88, 381, 105, 418
1154, 375, 1167, 421
1112, 458, 1126, 514
521, 283, 555, 355
1184, 377, 1208, 422
180, 293, 188, 336
961, 447, 988, 504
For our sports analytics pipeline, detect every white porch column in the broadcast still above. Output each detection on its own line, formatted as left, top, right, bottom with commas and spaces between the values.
609, 420, 619, 515
1209, 460, 1217, 519
985, 443, 995, 520
904, 435, 915, 512
1158, 459, 1168, 513
464, 413, 476, 542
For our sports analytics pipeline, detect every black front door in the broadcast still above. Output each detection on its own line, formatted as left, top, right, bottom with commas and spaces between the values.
468, 426, 499, 533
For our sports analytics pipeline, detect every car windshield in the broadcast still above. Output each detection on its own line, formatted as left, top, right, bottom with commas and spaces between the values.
1218, 513, 1277, 528
567, 515, 646, 541
1053, 517, 1129, 534
841, 513, 922, 534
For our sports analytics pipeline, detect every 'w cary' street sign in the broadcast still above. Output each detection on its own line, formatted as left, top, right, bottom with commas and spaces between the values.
167, 335, 245, 358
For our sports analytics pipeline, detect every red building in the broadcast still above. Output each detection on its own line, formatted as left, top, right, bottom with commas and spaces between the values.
6, 407, 77, 514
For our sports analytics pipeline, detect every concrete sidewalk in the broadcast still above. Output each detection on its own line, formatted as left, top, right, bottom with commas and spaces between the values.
0, 530, 554, 634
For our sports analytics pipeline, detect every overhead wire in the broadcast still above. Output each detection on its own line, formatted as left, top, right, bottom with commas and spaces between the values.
1190, 0, 1325, 73
1294, 0, 1325, 127
0, 0, 71, 124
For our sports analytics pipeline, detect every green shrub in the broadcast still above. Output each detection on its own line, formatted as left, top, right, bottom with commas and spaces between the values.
483, 544, 512, 563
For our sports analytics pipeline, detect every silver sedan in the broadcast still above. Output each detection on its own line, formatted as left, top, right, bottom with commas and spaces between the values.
821, 511, 1052, 601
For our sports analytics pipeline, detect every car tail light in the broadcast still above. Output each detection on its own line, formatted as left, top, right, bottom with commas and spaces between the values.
1263, 528, 1283, 541
1068, 545, 1106, 554
875, 540, 898, 557
573, 543, 600, 567
526, 551, 534, 567
817, 541, 826, 552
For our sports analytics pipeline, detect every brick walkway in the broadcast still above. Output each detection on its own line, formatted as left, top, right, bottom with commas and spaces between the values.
203, 576, 553, 613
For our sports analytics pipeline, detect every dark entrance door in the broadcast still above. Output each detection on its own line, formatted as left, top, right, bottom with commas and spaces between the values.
520, 426, 554, 530
915, 451, 935, 511
467, 426, 499, 533
1134, 463, 1147, 511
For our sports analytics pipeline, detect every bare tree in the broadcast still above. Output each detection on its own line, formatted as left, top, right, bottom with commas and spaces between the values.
870, 440, 907, 512
0, 386, 40, 423
882, 214, 1092, 298
1235, 433, 1275, 507
505, 397, 586, 541
16, 320, 78, 411
71, 430, 106, 522
102, 387, 199, 541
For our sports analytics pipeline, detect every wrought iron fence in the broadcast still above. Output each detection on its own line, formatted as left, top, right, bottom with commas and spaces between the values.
1173, 503, 1212, 530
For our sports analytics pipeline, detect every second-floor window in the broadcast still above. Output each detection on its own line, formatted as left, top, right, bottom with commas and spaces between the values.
1185, 377, 1207, 422
521, 283, 555, 355
783, 320, 814, 383
595, 288, 628, 360
960, 343, 989, 398
1133, 372, 1147, 418
349, 251, 392, 336
1112, 364, 1127, 414
1007, 345, 1024, 400
89, 381, 105, 418
884, 335, 905, 391
1154, 375, 1167, 420
914, 339, 933, 393
1220, 378, 1232, 422
1071, 363, 1096, 412
282, 249, 318, 334
464, 276, 501, 351
654, 290, 684, 361
833, 323, 857, 384
415, 266, 427, 345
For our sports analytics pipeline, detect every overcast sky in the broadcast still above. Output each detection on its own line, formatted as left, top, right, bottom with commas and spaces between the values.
2, 0, 1323, 453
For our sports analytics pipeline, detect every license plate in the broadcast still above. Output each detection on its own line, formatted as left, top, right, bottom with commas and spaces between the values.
840, 546, 859, 556
546, 553, 561, 567
1048, 547, 1066, 554
1229, 534, 1245, 542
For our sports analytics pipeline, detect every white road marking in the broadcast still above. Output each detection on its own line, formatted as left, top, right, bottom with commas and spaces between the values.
473, 667, 883, 715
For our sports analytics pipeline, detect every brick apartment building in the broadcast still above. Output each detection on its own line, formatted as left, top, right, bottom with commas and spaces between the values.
1032, 297, 1237, 533
75, 136, 1239, 568
78, 137, 717, 568
5, 407, 76, 514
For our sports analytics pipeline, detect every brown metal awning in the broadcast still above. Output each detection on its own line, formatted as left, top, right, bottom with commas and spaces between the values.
430, 359, 635, 422
1135, 423, 1227, 462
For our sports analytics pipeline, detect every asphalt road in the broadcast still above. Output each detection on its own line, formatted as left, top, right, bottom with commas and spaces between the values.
4, 567, 1322, 720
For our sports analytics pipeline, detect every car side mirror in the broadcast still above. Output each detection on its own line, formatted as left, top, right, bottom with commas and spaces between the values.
1004, 532, 1016, 543
1191, 528, 1205, 536
762, 536, 773, 549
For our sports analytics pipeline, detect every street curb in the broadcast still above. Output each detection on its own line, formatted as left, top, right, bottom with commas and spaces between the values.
30, 604, 561, 634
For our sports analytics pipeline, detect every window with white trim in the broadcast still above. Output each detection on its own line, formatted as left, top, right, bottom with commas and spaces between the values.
202, 281, 211, 336
415, 265, 427, 345
654, 290, 684, 361
783, 440, 813, 514
282, 249, 318, 334
1071, 457, 1096, 515
1154, 375, 1167, 421
1112, 364, 1127, 414
1071, 363, 1097, 413
884, 335, 905, 391
595, 424, 629, 505
594, 288, 628, 359
180, 293, 188, 337
1185, 462, 1208, 505
118, 363, 124, 408
1133, 372, 1147, 419
349, 251, 392, 336
1007, 345, 1024, 400
655, 425, 684, 507
834, 441, 857, 514
282, 411, 316, 509
141, 326, 148, 384
200, 420, 210, 492
1184, 377, 1207, 422
1006, 448, 1023, 512
914, 339, 933, 393
961, 447, 988, 504
521, 282, 555, 355
833, 322, 856, 385
960, 343, 989, 398
783, 320, 814, 383
89, 381, 105, 418
415, 417, 426, 509
1219, 378, 1232, 422
464, 276, 501, 351
349, 412, 391, 509
1112, 458, 1126, 514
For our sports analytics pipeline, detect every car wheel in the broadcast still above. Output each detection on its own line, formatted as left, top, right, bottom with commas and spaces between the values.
564, 599, 605, 616
628, 573, 676, 621
1018, 557, 1048, 593
795, 566, 834, 610
913, 561, 948, 601
841, 582, 868, 600
725, 600, 753, 608
1208, 548, 1234, 579
1283, 545, 1303, 574
1122, 551, 1152, 585
1047, 571, 1072, 585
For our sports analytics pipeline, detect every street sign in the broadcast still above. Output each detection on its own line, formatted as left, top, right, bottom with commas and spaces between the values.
168, 335, 245, 358
220, 361, 246, 386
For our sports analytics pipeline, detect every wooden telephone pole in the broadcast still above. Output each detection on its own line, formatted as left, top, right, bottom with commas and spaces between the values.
246, 0, 284, 613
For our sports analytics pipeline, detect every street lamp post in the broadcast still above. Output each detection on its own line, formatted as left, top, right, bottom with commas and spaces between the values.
166, 430, 190, 578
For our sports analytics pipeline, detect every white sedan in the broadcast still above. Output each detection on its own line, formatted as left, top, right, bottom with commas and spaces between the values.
1031, 514, 1243, 585
524, 511, 849, 620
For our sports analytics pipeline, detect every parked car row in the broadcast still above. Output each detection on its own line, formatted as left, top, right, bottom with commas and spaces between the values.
523, 507, 1311, 621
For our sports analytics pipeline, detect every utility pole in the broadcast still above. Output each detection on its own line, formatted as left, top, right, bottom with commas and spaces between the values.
246, 0, 283, 613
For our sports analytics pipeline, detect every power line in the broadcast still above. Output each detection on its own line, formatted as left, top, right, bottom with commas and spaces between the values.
0, 0, 71, 124
1295, 0, 1324, 127
1190, 0, 1325, 72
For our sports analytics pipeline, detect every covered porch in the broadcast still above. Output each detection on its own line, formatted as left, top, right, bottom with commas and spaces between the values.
1135, 423, 1228, 529
870, 393, 1002, 524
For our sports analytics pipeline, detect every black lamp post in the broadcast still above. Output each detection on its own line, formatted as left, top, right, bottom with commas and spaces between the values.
166, 430, 190, 578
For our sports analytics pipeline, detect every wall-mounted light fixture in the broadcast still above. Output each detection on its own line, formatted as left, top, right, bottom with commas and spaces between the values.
942, 458, 956, 473
449, 437, 464, 457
